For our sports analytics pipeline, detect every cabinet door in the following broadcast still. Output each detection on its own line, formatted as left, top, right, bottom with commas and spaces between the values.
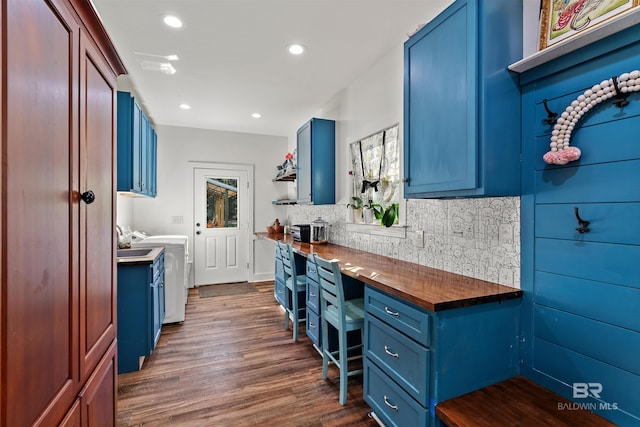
3, 0, 80, 424
78, 31, 117, 383
404, 0, 477, 196
296, 121, 312, 203
149, 128, 158, 196
132, 101, 143, 193
79, 342, 117, 427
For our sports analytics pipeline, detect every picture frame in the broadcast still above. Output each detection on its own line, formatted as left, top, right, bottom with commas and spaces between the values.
539, 0, 640, 50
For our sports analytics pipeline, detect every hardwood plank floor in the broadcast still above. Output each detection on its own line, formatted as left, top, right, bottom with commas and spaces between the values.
117, 281, 379, 427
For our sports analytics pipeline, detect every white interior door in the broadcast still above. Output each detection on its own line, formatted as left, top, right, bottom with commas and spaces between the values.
194, 167, 249, 285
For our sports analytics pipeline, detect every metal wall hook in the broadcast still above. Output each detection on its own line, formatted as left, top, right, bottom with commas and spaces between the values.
611, 76, 630, 108
574, 207, 590, 234
542, 99, 558, 124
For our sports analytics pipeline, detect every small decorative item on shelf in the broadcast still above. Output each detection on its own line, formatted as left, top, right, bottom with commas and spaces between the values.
267, 218, 284, 234
346, 196, 363, 223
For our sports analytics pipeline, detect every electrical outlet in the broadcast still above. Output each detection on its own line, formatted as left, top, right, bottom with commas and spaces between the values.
412, 230, 424, 248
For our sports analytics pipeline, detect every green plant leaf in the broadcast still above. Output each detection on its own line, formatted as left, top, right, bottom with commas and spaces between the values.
381, 204, 397, 227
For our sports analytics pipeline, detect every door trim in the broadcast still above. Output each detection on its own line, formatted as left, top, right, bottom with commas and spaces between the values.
186, 161, 255, 284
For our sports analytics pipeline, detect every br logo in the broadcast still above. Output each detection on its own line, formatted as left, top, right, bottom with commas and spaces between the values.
573, 383, 603, 399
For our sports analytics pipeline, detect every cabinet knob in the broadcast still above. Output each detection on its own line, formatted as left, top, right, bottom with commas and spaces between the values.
80, 190, 96, 204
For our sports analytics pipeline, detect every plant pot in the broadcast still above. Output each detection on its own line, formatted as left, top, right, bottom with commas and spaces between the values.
350, 208, 363, 223
363, 208, 374, 224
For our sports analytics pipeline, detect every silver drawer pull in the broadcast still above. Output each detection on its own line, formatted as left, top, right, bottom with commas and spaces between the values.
384, 346, 399, 359
310, 292, 316, 297
383, 395, 398, 411
384, 307, 399, 317
309, 323, 316, 329
277, 290, 283, 294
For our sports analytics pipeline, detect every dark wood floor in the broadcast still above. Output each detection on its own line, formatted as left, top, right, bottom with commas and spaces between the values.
117, 281, 378, 427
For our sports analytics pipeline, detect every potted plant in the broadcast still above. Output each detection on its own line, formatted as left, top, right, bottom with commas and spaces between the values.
381, 203, 399, 227
362, 199, 383, 224
346, 196, 363, 223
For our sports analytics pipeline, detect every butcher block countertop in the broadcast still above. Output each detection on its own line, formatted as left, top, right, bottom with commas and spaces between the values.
257, 232, 522, 312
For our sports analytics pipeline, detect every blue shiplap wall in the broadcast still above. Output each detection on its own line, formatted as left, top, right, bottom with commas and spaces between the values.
520, 25, 640, 426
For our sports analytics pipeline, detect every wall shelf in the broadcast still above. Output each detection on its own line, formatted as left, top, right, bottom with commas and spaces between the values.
272, 199, 297, 205
272, 171, 296, 182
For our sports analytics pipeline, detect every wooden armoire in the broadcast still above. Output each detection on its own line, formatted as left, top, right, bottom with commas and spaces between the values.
1, 0, 126, 425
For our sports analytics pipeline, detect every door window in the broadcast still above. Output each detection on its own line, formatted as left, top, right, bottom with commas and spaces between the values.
206, 177, 238, 228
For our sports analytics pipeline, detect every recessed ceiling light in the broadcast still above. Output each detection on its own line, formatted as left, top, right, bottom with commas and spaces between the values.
160, 63, 176, 74
163, 15, 183, 28
287, 44, 306, 55
179, 104, 191, 110
251, 113, 261, 118
166, 54, 179, 61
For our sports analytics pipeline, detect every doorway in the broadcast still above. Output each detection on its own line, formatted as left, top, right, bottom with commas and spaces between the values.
191, 164, 253, 286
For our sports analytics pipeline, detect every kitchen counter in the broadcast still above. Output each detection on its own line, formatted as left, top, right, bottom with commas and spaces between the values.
257, 232, 522, 311
116, 246, 164, 264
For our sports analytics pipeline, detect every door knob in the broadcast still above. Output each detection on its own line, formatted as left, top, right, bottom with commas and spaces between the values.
80, 190, 96, 204
196, 222, 201, 227
196, 231, 201, 235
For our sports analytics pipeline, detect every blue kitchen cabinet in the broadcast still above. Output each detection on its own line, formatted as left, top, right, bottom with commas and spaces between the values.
517, 24, 640, 426
296, 118, 335, 205
117, 91, 157, 197
403, 0, 522, 198
364, 286, 520, 426
117, 252, 165, 374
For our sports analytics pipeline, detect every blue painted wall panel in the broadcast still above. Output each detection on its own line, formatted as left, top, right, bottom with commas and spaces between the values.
535, 203, 640, 245
535, 160, 640, 204
534, 305, 640, 375
535, 271, 640, 333
533, 339, 640, 426
536, 238, 640, 288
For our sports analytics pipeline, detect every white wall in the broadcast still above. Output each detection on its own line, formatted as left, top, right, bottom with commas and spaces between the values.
121, 125, 288, 281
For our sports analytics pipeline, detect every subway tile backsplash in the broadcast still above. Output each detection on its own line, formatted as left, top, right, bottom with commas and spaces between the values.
286, 197, 520, 288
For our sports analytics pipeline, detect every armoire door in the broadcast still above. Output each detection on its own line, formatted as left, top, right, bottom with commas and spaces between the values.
3, 0, 80, 424
78, 31, 117, 384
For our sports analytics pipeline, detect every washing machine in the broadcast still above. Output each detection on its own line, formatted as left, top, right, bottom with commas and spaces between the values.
132, 235, 188, 324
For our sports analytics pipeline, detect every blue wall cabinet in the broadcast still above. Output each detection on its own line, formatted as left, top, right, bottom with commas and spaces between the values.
364, 286, 520, 426
117, 253, 165, 374
403, 0, 522, 198
117, 91, 158, 197
518, 24, 640, 426
296, 118, 335, 205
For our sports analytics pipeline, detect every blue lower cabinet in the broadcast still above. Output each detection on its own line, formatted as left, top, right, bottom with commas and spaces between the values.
365, 362, 428, 427
364, 286, 520, 426
117, 252, 165, 374
305, 259, 322, 348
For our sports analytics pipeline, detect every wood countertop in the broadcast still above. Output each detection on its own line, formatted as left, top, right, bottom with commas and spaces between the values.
257, 232, 522, 312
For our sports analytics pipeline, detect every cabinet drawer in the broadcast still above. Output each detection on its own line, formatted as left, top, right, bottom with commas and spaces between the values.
364, 361, 428, 427
274, 278, 287, 309
306, 278, 320, 313
306, 309, 321, 347
365, 315, 429, 407
365, 287, 430, 346
305, 259, 319, 282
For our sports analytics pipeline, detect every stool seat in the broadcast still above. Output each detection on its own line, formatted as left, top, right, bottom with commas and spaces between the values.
286, 275, 307, 292
323, 298, 364, 330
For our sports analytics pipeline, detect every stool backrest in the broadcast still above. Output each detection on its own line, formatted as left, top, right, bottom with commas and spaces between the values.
275, 243, 285, 283
313, 254, 345, 321
278, 241, 295, 281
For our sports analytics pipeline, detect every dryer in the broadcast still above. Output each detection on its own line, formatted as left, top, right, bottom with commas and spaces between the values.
132, 235, 188, 323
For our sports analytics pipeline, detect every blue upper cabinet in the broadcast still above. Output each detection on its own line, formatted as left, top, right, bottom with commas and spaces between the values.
403, 0, 522, 198
117, 91, 158, 197
296, 118, 335, 205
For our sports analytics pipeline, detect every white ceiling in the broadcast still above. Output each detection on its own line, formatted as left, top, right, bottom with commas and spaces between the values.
92, 0, 453, 137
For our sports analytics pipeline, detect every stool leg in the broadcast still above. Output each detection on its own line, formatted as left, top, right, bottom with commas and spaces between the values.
321, 318, 329, 380
339, 326, 348, 405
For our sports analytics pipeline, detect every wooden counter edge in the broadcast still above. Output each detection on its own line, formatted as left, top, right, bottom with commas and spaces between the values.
256, 232, 523, 312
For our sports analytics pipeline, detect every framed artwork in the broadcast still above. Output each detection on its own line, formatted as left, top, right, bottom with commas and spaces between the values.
539, 0, 640, 50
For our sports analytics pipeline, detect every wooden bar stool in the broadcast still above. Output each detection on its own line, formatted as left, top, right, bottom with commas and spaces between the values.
313, 254, 365, 405
279, 242, 306, 342
274, 243, 288, 330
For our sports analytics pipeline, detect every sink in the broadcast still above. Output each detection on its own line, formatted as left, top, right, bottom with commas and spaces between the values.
117, 248, 153, 258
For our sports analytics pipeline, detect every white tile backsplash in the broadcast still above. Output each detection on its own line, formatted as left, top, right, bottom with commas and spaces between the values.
287, 196, 520, 288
